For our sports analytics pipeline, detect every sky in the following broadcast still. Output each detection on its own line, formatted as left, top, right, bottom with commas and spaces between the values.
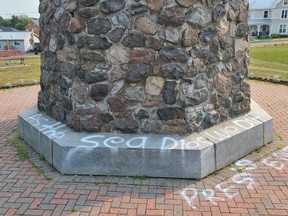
0, 0, 40, 19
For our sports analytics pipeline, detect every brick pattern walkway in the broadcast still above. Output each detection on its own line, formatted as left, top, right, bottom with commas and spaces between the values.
0, 81, 287, 216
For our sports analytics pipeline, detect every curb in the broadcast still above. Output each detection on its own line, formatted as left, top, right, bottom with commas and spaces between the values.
249, 77, 288, 86
0, 81, 40, 90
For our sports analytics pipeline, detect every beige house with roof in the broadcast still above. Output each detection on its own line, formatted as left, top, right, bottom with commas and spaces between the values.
249, 0, 288, 37
0, 31, 39, 51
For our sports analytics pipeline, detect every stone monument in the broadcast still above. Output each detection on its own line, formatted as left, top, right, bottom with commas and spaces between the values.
18, 0, 273, 178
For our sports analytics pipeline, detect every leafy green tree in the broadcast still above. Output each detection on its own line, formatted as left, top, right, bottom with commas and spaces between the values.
15, 16, 31, 30
1, 19, 12, 27
11, 15, 20, 28
0, 15, 31, 30
0, 16, 4, 25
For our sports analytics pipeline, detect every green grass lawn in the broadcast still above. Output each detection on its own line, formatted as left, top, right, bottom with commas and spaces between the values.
0, 46, 287, 87
0, 56, 40, 87
249, 45, 288, 81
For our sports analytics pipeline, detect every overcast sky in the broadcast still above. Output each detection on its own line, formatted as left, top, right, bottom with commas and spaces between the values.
0, 0, 39, 19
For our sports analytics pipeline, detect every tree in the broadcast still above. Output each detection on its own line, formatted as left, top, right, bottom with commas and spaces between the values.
11, 15, 20, 28
0, 15, 31, 30
1, 19, 12, 27
15, 16, 31, 30
0, 16, 4, 25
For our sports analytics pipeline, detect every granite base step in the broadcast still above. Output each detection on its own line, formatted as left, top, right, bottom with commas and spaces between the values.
18, 100, 273, 179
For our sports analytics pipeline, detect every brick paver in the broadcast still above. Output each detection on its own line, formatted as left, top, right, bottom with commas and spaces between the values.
0, 81, 288, 215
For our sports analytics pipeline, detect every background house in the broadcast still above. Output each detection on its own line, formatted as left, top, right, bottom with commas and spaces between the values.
0, 31, 39, 51
25, 19, 40, 35
0, 26, 18, 32
249, 0, 288, 37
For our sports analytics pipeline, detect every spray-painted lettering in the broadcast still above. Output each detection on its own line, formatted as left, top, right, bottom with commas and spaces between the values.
26, 114, 70, 139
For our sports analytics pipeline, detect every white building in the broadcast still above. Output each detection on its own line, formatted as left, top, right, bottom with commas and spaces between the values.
248, 0, 288, 37
0, 31, 39, 52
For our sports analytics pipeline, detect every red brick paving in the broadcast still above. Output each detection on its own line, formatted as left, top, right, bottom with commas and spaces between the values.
0, 81, 288, 215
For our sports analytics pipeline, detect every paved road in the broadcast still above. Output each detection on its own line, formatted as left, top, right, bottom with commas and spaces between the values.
0, 82, 287, 216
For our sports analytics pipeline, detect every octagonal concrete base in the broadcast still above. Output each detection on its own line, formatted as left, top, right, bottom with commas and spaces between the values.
18, 100, 273, 179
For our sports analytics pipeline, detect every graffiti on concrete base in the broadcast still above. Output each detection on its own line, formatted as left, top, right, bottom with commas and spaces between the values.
26, 114, 70, 139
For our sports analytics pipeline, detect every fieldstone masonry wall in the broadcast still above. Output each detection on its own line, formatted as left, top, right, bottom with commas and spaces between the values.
38, 0, 250, 135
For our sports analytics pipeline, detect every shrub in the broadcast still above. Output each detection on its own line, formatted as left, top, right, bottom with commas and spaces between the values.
273, 74, 281, 82
271, 33, 288, 38
30, 80, 39, 85
271, 33, 281, 38
2, 83, 12, 88
18, 79, 25, 86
